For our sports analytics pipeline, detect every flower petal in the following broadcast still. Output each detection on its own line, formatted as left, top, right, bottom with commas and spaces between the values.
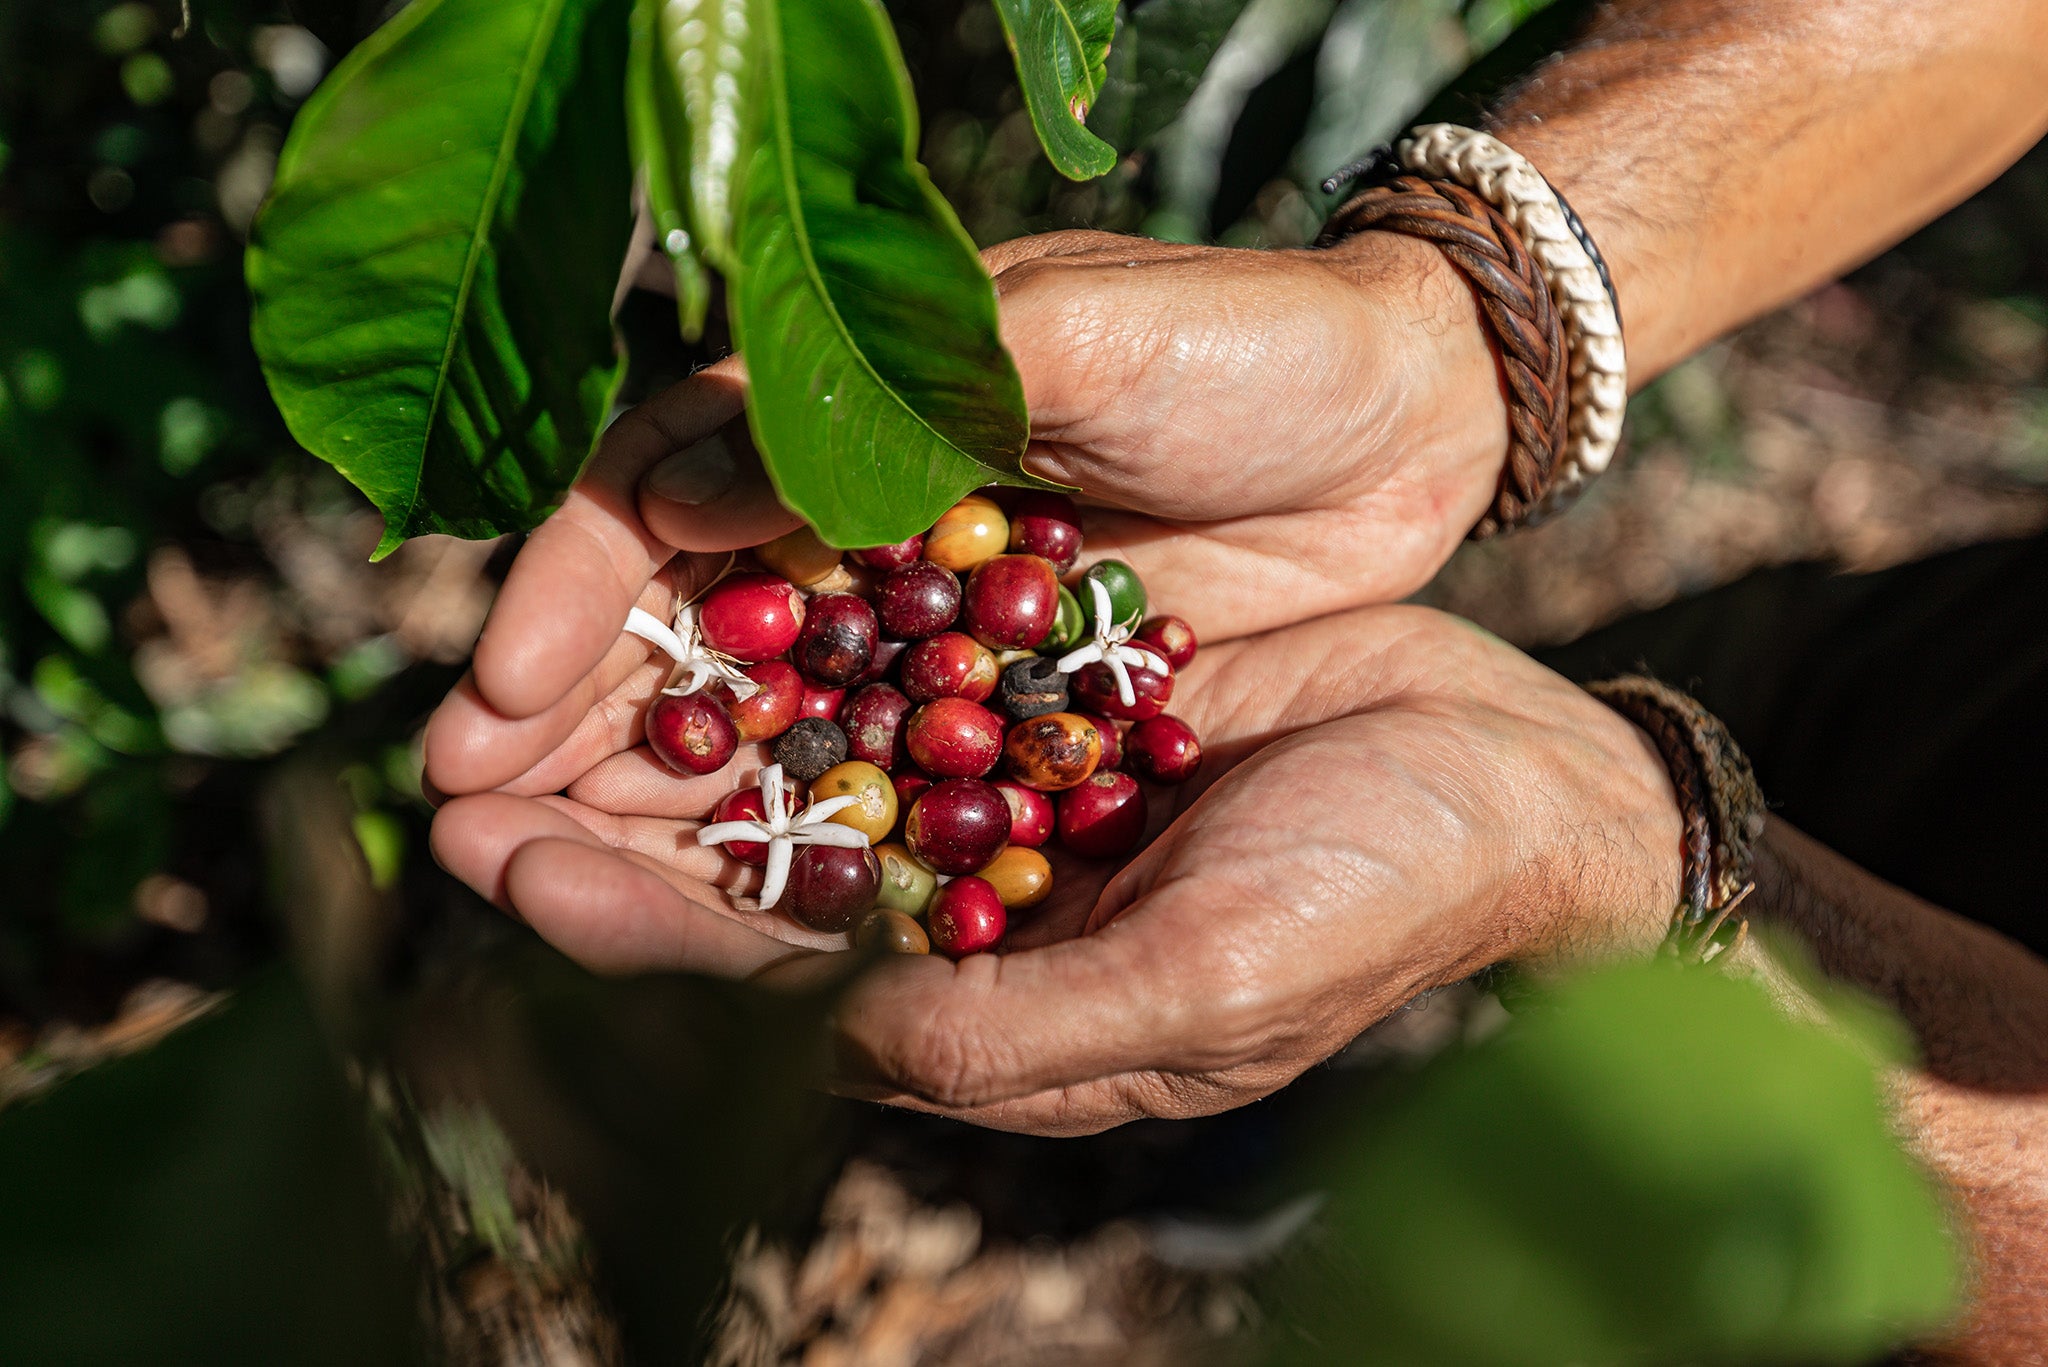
788, 824, 870, 849
756, 839, 793, 911
698, 821, 773, 846
624, 607, 691, 664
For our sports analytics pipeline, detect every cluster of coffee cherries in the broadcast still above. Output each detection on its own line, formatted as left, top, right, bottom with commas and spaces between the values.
620, 492, 1202, 960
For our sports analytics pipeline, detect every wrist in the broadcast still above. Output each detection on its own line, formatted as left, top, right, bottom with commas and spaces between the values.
1309, 229, 1510, 537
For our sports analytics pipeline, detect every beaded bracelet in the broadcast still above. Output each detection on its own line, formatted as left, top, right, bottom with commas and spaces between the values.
1583, 676, 1767, 965
1321, 124, 1628, 531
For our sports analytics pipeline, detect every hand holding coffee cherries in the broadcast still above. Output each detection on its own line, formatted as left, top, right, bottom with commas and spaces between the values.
427, 227, 1511, 790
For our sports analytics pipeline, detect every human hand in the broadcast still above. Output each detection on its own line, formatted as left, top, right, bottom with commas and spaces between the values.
424, 228, 1507, 798
432, 602, 1683, 1133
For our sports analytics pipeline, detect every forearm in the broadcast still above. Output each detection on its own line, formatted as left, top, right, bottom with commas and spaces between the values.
1746, 821, 2048, 1363
1486, 0, 2048, 381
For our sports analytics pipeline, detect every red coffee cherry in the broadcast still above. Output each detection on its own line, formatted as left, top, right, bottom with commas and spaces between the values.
851, 536, 926, 572
1135, 615, 1198, 671
784, 844, 881, 933
646, 692, 738, 775
926, 876, 1007, 958
1005, 492, 1083, 573
905, 697, 1004, 778
1125, 715, 1202, 784
904, 778, 1010, 874
891, 770, 932, 814
710, 659, 803, 742
992, 779, 1054, 847
798, 681, 847, 722
707, 785, 776, 865
1002, 711, 1102, 791
1092, 716, 1126, 770
696, 572, 805, 662
900, 632, 999, 704
1071, 659, 1174, 721
961, 554, 1059, 650
793, 592, 878, 686
876, 562, 962, 640
841, 683, 914, 770
854, 637, 908, 686
1056, 771, 1146, 857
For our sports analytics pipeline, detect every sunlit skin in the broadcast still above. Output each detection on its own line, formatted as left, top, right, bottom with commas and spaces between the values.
425, 0, 2048, 1355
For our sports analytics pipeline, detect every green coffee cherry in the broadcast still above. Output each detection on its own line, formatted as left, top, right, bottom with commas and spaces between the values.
874, 842, 938, 917
1081, 559, 1146, 628
1038, 582, 1087, 654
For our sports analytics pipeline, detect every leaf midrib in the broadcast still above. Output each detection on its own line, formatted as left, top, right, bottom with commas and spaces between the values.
759, 0, 984, 478
397, 0, 575, 539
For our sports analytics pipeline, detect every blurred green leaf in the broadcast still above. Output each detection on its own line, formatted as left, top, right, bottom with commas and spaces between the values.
992, 0, 1119, 180
1093, 0, 1252, 152
626, 0, 715, 337
1269, 962, 1962, 1365
0, 971, 426, 1366
730, 0, 1044, 547
248, 0, 636, 558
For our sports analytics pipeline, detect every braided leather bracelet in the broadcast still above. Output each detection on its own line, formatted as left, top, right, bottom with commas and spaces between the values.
1583, 676, 1767, 965
1320, 124, 1628, 532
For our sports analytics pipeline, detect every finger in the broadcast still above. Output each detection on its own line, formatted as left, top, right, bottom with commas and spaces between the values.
471, 365, 747, 720
430, 791, 608, 909
563, 743, 771, 817
504, 836, 812, 976
823, 917, 1208, 1109
637, 407, 805, 554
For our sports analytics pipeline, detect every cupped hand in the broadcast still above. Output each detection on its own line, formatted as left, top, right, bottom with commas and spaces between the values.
432, 601, 1684, 1135
430, 227, 1507, 793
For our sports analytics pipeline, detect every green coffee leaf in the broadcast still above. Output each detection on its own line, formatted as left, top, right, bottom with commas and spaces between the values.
991, 0, 1119, 180
632, 0, 755, 274
1093, 0, 1252, 152
1270, 962, 1962, 1365
729, 0, 1042, 548
248, 0, 635, 558
627, 0, 713, 337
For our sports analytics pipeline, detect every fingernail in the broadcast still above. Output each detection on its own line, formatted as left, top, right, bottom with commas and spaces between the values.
646, 433, 735, 505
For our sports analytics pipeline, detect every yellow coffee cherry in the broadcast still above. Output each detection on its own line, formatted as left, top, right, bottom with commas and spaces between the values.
977, 845, 1052, 910
810, 761, 897, 842
924, 495, 1009, 572
757, 525, 846, 587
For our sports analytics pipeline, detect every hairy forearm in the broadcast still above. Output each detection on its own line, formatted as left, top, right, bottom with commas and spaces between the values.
1747, 821, 2048, 1363
1486, 0, 2048, 381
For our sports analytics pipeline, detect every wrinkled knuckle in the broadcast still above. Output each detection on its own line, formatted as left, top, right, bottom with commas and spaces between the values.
895, 1001, 1003, 1108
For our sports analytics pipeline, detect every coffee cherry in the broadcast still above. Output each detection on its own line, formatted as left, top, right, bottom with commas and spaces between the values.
1038, 583, 1086, 655
1125, 715, 1202, 784
992, 779, 1054, 847
927, 876, 1006, 958
798, 682, 847, 722
873, 842, 939, 917
978, 846, 1052, 910
1006, 492, 1083, 573
875, 562, 961, 640
646, 692, 739, 775
851, 536, 926, 572
961, 554, 1059, 649
905, 778, 1010, 874
1072, 659, 1173, 721
784, 844, 880, 933
756, 526, 845, 588
841, 683, 913, 769
810, 760, 898, 842
1135, 615, 1198, 671
773, 716, 848, 783
710, 659, 803, 742
1003, 711, 1102, 791
856, 908, 930, 955
999, 656, 1068, 720
708, 785, 782, 865
854, 637, 908, 686
1056, 771, 1146, 858
924, 495, 1008, 572
1080, 559, 1147, 627
793, 592, 878, 686
697, 573, 805, 662
905, 697, 1004, 778
891, 770, 932, 815
901, 632, 999, 704
1093, 716, 1126, 770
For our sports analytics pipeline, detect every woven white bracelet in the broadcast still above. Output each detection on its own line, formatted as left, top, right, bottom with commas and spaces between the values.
1394, 124, 1628, 519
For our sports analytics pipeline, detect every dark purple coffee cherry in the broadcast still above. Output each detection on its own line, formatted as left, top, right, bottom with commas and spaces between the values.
1005, 492, 1083, 574
961, 555, 1059, 650
784, 844, 880, 933
841, 683, 914, 770
876, 562, 961, 640
793, 592, 878, 686
646, 692, 738, 775
904, 778, 1010, 874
